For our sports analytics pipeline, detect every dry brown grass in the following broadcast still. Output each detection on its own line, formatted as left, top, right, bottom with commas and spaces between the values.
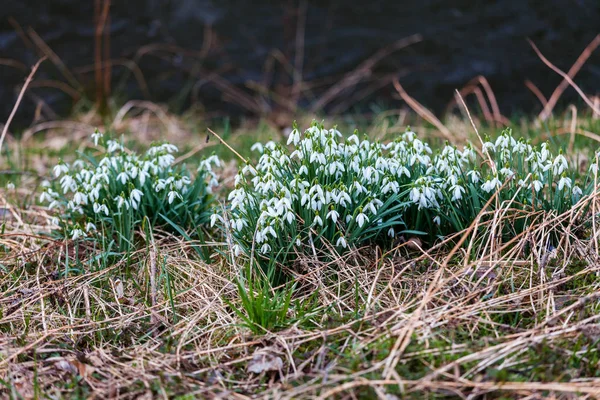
1, 154, 600, 398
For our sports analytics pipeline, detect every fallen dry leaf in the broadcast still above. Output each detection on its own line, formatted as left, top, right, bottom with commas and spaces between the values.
247, 348, 284, 374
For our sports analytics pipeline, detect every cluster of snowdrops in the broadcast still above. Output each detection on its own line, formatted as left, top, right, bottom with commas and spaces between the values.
41, 123, 599, 268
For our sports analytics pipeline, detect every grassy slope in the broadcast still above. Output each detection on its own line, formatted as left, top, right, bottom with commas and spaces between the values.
1, 110, 600, 399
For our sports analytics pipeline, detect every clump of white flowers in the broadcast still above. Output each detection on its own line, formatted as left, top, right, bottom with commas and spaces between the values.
218, 122, 595, 268
41, 130, 219, 249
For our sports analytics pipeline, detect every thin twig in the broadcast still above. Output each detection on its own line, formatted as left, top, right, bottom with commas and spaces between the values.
529, 39, 600, 117
207, 128, 247, 162
538, 34, 600, 121
0, 57, 46, 155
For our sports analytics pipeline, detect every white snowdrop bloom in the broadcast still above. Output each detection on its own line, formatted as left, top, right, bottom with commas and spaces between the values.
337, 191, 351, 207
283, 210, 295, 224
168, 190, 182, 204
313, 214, 323, 226
260, 243, 271, 254
532, 180, 543, 192
356, 211, 368, 228
50, 217, 60, 226
233, 245, 242, 256
287, 128, 301, 146
300, 192, 310, 206
482, 142, 495, 153
557, 176, 572, 191
552, 154, 568, 175
107, 140, 122, 153
481, 177, 501, 193
352, 181, 366, 196
157, 154, 175, 168
250, 142, 264, 153
589, 163, 598, 175
71, 228, 85, 240
130, 189, 143, 209
53, 163, 69, 177
450, 185, 465, 201
91, 130, 103, 146
85, 222, 96, 232
262, 225, 277, 238
115, 195, 130, 210
403, 130, 416, 142
382, 180, 399, 194
233, 218, 247, 231
499, 167, 514, 178
572, 186, 583, 197
539, 143, 550, 162
365, 201, 378, 215
336, 235, 348, 248
5, 182, 14, 190
410, 187, 421, 204
93, 202, 109, 216
89, 185, 101, 202
326, 209, 339, 224
155, 179, 167, 192
433, 216, 441, 225
73, 191, 88, 205
387, 227, 395, 237
309, 152, 326, 165
117, 172, 128, 185
40, 191, 53, 203
59, 175, 75, 194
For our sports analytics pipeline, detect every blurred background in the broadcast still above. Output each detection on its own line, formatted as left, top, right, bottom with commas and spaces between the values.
1, 0, 599, 132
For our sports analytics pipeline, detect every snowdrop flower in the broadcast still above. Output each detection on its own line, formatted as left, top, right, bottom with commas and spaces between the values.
499, 166, 514, 178
85, 222, 96, 232
572, 186, 583, 197
481, 176, 501, 193
387, 227, 395, 237
168, 190, 182, 204
71, 228, 84, 240
482, 141, 495, 153
91, 130, 103, 146
260, 243, 271, 253
53, 163, 69, 177
93, 202, 110, 216
287, 128, 301, 146
130, 189, 143, 209
313, 213, 323, 227
409, 187, 421, 204
356, 210, 368, 228
250, 143, 264, 153
336, 235, 348, 248
326, 209, 339, 224
114, 195, 130, 210
467, 169, 480, 184
557, 176, 571, 191
210, 214, 225, 228
433, 216, 441, 225
106, 140, 122, 153
552, 153, 568, 175
117, 172, 128, 185
450, 184, 465, 201
532, 179, 543, 193
73, 191, 88, 205
6, 182, 15, 190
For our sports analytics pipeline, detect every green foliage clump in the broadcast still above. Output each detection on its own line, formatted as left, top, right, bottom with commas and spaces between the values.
41, 130, 219, 251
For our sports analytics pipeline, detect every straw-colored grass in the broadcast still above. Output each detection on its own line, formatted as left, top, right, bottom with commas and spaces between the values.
1, 104, 600, 398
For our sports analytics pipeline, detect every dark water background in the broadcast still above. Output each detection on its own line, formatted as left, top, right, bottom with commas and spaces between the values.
1, 0, 599, 126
